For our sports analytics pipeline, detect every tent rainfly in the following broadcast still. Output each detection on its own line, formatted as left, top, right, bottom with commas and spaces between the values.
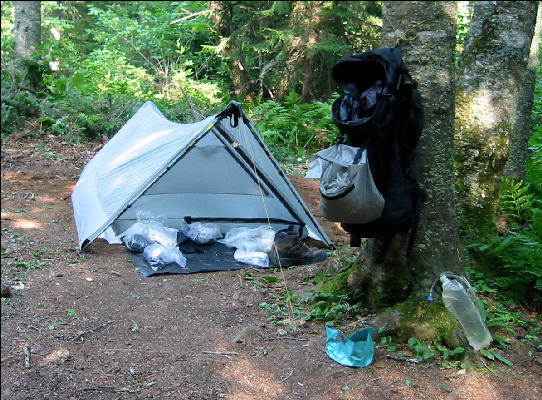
71, 100, 333, 251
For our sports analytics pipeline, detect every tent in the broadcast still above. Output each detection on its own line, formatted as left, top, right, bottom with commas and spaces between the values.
71, 100, 333, 252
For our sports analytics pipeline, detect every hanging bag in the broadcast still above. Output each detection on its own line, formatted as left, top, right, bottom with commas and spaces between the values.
307, 144, 384, 224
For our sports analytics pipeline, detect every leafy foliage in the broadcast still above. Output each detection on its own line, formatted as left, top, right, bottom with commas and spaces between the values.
303, 291, 363, 324
497, 178, 534, 222
2, 1, 226, 140
3, 1, 375, 143
249, 92, 338, 159
407, 337, 435, 361
470, 180, 542, 307
1, 72, 40, 137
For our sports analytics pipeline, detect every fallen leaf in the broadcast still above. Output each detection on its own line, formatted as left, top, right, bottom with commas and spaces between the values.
39, 348, 70, 366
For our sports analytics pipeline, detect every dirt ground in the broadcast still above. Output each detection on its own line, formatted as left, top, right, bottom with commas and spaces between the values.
1, 133, 541, 400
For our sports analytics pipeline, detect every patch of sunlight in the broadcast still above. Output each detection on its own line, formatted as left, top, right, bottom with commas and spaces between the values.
39, 195, 57, 203
466, 90, 499, 129
108, 128, 174, 168
458, 372, 506, 400
12, 218, 42, 229
220, 357, 285, 399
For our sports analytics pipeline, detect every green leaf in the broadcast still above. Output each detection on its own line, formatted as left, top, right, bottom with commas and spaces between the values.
423, 348, 435, 360
66, 308, 78, 317
491, 350, 513, 366
480, 349, 494, 360
452, 347, 465, 355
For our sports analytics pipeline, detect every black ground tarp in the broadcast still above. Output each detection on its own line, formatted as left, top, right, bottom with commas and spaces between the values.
129, 242, 269, 277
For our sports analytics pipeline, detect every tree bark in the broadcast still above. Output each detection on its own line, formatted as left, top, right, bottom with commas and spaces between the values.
326, 2, 462, 309
455, 1, 539, 243
208, 1, 256, 104
11, 1, 42, 92
277, 1, 343, 103
384, 1, 462, 299
277, 2, 315, 102
503, 2, 542, 180
13, 1, 41, 60
299, 3, 323, 103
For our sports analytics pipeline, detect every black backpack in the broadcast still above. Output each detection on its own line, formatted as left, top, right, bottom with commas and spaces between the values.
329, 47, 426, 263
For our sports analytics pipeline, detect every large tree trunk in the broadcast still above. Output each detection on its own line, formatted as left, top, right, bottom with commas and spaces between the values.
208, 1, 256, 105
277, 1, 343, 103
299, 2, 323, 103
11, 1, 42, 92
379, 0, 462, 303
276, 2, 318, 102
13, 1, 41, 60
322, 2, 462, 310
503, 2, 542, 180
455, 1, 539, 243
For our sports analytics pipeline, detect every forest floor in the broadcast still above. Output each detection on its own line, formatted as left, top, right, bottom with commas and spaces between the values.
1, 133, 541, 400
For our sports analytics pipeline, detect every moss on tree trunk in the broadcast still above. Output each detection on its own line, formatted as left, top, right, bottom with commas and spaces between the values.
455, 1, 539, 244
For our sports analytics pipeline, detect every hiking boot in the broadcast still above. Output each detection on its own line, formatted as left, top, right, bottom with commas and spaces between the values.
268, 226, 328, 267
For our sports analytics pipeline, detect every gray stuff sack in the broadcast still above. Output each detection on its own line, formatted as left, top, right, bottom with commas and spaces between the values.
306, 144, 384, 224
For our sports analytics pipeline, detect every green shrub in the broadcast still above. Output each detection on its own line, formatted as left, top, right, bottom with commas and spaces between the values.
1, 75, 40, 138
470, 133, 542, 307
248, 92, 338, 159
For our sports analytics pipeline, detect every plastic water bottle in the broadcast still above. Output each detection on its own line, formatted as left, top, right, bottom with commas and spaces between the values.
440, 275, 492, 351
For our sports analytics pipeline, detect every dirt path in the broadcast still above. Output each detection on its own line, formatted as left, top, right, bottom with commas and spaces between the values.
1, 135, 540, 400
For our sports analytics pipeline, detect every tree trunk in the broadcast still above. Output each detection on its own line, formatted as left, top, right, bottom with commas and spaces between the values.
455, 1, 539, 243
322, 2, 462, 310
299, 3, 323, 103
13, 1, 41, 60
277, 1, 341, 103
382, 0, 462, 302
503, 2, 542, 180
11, 1, 42, 92
276, 2, 315, 102
208, 1, 256, 105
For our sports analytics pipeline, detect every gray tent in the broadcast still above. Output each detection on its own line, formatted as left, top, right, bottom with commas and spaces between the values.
72, 100, 333, 251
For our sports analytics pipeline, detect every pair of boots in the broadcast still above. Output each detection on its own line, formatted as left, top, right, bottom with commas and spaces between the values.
268, 226, 328, 267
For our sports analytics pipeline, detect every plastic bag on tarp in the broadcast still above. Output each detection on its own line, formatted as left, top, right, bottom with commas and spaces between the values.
325, 325, 375, 368
143, 243, 187, 272
119, 217, 178, 248
181, 222, 223, 244
233, 249, 269, 268
122, 234, 156, 253
220, 226, 275, 252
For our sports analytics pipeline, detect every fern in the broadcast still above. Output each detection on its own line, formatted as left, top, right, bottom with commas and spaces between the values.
249, 93, 338, 159
472, 136, 542, 307
498, 178, 534, 222
474, 193, 542, 307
